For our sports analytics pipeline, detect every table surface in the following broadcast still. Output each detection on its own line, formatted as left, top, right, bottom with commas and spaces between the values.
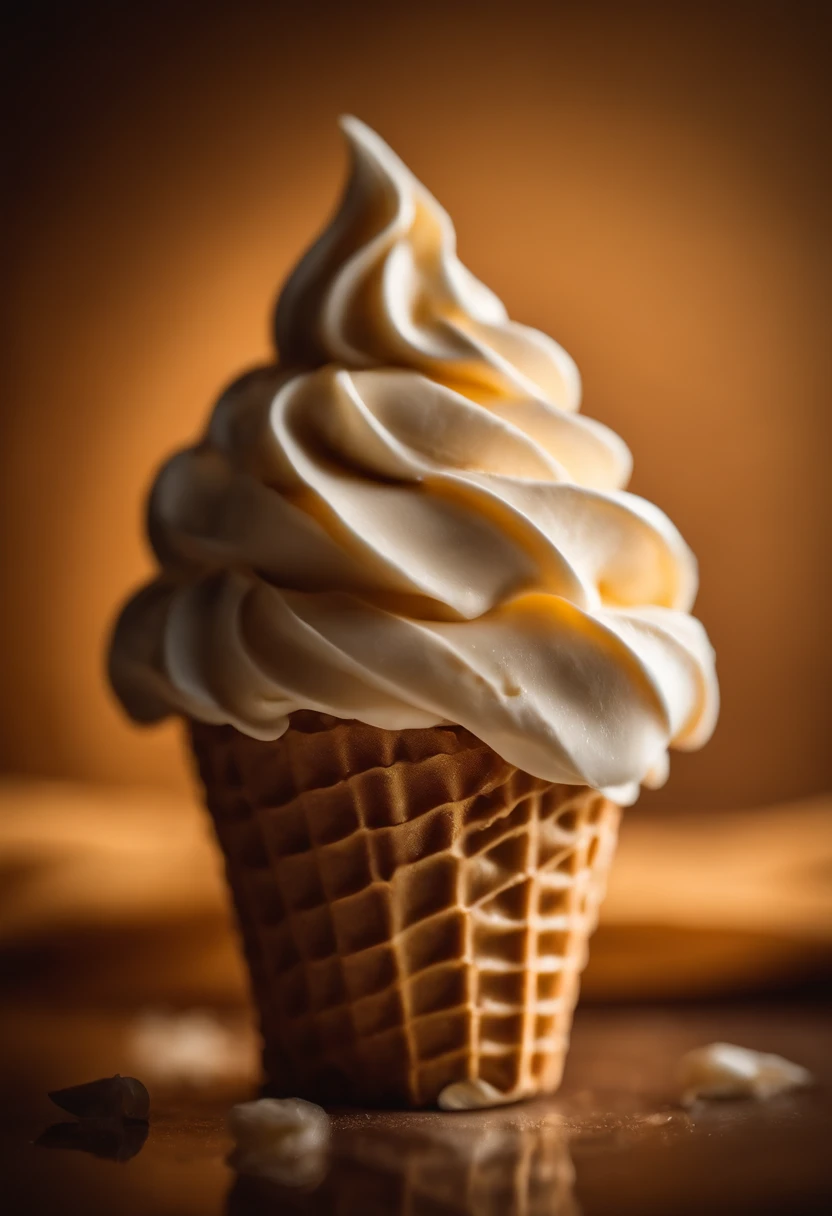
1, 1000, 829, 1215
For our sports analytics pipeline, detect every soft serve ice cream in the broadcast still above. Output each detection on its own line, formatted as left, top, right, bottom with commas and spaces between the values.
109, 117, 718, 805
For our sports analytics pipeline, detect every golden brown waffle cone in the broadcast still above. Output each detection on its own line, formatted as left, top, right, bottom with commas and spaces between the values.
190, 711, 620, 1109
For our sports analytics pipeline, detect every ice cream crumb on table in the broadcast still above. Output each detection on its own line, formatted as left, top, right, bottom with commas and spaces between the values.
677, 1042, 814, 1106
228, 1097, 330, 1187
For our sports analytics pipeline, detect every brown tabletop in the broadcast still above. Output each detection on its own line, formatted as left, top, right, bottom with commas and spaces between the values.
1, 1001, 829, 1215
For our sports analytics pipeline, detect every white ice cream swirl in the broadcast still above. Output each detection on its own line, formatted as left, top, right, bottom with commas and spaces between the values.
109, 117, 718, 802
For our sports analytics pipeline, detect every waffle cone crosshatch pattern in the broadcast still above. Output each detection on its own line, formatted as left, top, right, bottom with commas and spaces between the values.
190, 712, 620, 1108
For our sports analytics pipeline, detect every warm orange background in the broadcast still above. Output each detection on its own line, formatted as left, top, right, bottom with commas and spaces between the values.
2, 0, 830, 811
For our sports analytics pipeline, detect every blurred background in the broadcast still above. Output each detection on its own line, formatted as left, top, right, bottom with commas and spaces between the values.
1, 0, 830, 1031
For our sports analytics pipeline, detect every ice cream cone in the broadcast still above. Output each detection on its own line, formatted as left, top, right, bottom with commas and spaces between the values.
190, 711, 619, 1109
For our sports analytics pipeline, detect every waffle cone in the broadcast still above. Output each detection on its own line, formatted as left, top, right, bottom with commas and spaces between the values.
190, 711, 620, 1109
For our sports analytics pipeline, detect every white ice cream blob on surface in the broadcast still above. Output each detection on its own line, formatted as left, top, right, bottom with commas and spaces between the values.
228, 1097, 331, 1187
438, 1078, 517, 1111
677, 1042, 814, 1106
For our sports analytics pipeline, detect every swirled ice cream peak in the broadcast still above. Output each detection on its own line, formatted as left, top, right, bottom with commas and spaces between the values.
275, 117, 586, 414
109, 117, 718, 803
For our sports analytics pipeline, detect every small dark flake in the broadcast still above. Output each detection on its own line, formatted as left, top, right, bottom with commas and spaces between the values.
48, 1074, 150, 1121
